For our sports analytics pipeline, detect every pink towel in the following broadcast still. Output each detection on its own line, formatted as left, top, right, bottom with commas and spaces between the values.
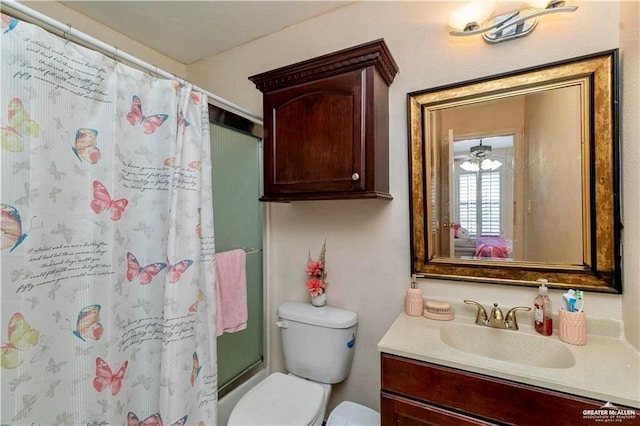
215, 249, 248, 336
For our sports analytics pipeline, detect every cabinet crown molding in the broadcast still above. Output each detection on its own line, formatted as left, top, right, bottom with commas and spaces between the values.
249, 38, 399, 92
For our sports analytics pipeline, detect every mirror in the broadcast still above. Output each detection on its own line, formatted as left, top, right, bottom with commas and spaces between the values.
408, 50, 621, 293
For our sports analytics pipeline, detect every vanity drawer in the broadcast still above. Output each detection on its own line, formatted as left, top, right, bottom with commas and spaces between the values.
381, 392, 494, 425
381, 353, 605, 425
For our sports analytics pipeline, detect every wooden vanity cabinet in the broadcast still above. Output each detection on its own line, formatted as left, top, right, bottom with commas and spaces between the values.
249, 39, 398, 202
381, 353, 619, 426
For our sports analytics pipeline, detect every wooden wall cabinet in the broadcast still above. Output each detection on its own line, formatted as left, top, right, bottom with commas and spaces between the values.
249, 39, 399, 202
381, 353, 632, 426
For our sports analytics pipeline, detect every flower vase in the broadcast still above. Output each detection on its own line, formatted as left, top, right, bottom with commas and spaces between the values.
311, 293, 326, 307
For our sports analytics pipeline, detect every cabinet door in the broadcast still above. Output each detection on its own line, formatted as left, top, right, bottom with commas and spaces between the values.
264, 70, 365, 195
381, 393, 495, 426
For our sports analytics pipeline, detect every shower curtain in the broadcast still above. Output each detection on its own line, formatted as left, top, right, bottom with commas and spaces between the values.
1, 14, 218, 425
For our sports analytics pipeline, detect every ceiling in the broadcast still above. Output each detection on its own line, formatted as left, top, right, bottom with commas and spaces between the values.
58, 1, 353, 64
454, 136, 514, 152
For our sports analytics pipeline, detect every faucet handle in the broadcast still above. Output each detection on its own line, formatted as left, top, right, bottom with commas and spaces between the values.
490, 303, 504, 321
464, 300, 488, 325
505, 306, 532, 330
487, 303, 506, 327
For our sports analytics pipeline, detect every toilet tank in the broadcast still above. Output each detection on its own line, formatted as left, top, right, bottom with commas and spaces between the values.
277, 302, 358, 384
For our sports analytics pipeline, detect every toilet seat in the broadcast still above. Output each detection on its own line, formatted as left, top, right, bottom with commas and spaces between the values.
228, 372, 324, 426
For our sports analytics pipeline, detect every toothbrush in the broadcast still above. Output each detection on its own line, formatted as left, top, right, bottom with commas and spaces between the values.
563, 289, 576, 312
576, 289, 584, 313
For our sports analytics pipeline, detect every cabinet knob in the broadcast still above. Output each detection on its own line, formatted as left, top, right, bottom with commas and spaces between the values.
351, 173, 360, 181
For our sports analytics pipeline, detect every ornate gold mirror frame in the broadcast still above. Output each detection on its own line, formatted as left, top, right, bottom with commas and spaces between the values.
408, 50, 621, 293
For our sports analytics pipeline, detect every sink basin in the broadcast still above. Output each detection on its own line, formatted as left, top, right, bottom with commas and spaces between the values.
440, 324, 576, 369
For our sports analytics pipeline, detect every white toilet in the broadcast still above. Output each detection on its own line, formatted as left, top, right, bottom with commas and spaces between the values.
228, 302, 359, 426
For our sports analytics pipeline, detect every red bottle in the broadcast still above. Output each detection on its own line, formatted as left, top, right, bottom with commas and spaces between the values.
534, 279, 553, 336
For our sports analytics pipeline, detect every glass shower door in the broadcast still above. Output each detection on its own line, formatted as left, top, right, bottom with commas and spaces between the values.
210, 122, 263, 393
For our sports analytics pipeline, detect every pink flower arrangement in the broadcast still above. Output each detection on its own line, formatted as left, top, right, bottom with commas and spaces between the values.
305, 241, 327, 297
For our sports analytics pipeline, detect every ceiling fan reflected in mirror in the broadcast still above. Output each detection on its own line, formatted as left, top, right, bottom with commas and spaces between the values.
459, 139, 502, 171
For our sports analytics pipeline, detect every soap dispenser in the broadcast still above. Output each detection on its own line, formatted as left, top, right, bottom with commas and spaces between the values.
405, 275, 423, 316
534, 279, 553, 336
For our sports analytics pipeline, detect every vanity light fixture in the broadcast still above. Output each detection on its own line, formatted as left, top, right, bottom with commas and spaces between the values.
448, 0, 578, 43
460, 140, 502, 172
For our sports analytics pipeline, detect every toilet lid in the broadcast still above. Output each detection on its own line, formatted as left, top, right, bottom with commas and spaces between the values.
228, 373, 324, 426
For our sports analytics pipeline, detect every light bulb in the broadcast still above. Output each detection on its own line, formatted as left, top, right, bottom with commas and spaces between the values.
448, 0, 496, 30
526, 0, 552, 9
460, 161, 480, 172
480, 159, 502, 170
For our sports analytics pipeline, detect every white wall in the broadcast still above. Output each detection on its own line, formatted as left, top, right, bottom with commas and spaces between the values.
188, 1, 637, 414
620, 0, 640, 349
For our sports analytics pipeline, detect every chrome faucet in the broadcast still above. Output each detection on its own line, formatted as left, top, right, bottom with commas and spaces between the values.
464, 300, 531, 330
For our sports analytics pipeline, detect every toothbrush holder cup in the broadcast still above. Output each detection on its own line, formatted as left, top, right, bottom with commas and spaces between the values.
558, 308, 587, 345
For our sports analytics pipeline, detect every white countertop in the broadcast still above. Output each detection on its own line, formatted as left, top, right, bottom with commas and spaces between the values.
378, 308, 640, 409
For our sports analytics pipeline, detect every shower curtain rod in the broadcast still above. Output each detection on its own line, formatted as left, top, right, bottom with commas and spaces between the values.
1, 0, 264, 126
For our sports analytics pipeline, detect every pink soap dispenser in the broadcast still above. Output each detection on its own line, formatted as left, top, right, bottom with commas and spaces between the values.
405, 276, 424, 316
534, 279, 553, 336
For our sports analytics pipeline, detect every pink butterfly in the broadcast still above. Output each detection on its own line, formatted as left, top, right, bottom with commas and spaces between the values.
166, 258, 193, 284
126, 252, 166, 285
127, 412, 187, 426
126, 95, 168, 134
90, 181, 128, 221
93, 357, 128, 396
